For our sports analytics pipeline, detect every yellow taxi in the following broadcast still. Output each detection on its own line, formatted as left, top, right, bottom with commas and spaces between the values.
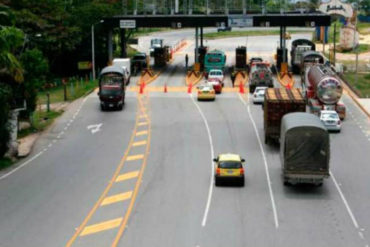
197, 85, 216, 101
213, 153, 245, 186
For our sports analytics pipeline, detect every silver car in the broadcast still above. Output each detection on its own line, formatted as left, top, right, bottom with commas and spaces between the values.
252, 87, 267, 104
320, 110, 342, 132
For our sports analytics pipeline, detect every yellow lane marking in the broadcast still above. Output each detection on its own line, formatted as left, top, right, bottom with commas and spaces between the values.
132, 140, 147, 147
65, 97, 143, 246
126, 154, 144, 161
111, 112, 152, 247
137, 122, 148, 126
80, 218, 122, 236
138, 114, 148, 119
136, 130, 148, 136
101, 191, 133, 206
115, 170, 140, 182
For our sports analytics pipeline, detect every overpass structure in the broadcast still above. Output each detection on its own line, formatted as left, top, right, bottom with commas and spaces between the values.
101, 12, 331, 67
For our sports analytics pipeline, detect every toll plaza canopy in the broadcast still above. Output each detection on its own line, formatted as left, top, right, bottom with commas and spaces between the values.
102, 12, 331, 28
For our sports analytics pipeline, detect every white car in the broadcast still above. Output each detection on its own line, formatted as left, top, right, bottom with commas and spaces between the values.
252, 86, 268, 104
208, 69, 224, 82
320, 110, 341, 132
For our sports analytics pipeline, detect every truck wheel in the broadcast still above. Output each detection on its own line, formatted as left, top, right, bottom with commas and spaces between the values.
249, 85, 255, 94
117, 104, 123, 111
100, 104, 105, 111
283, 181, 291, 186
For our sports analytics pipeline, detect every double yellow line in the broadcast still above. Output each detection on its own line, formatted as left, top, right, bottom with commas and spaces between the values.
66, 94, 151, 247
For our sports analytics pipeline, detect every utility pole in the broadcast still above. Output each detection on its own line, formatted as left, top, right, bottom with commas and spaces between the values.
91, 24, 96, 80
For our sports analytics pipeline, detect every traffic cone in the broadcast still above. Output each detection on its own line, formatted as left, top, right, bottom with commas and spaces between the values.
188, 82, 192, 94
139, 82, 144, 94
164, 83, 168, 93
286, 83, 292, 90
239, 82, 245, 94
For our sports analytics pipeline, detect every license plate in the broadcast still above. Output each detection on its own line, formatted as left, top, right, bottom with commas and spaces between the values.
109, 104, 114, 107
227, 170, 234, 174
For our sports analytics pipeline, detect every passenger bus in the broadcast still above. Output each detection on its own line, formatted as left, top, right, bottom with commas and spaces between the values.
204, 50, 226, 76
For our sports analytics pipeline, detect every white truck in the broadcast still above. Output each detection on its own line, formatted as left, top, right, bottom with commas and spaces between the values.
112, 58, 131, 85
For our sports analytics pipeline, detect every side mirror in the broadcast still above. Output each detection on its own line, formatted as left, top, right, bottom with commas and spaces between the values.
213, 158, 218, 162
241, 158, 245, 162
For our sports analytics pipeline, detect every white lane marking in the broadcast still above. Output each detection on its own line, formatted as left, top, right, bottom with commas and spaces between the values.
330, 171, 359, 229
0, 151, 43, 180
48, 143, 52, 148
190, 95, 215, 227
87, 123, 103, 134
359, 232, 365, 239
0, 95, 90, 180
238, 94, 279, 228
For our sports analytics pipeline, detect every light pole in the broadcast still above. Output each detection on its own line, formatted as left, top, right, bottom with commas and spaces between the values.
91, 20, 104, 81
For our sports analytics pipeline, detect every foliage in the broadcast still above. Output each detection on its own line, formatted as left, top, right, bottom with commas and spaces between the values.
0, 84, 12, 157
343, 72, 370, 98
20, 48, 49, 117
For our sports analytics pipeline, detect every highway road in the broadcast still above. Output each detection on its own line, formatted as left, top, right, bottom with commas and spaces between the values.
0, 30, 369, 247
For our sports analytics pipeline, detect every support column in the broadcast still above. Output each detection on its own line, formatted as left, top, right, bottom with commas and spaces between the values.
120, 28, 127, 58
195, 27, 199, 63
282, 26, 286, 63
280, 26, 283, 49
200, 27, 203, 47
108, 29, 113, 63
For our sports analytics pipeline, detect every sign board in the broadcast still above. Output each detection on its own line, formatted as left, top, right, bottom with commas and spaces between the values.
120, 20, 136, 29
319, 0, 353, 18
228, 16, 253, 27
78, 61, 92, 70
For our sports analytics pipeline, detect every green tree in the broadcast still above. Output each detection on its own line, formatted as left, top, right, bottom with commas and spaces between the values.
20, 49, 49, 117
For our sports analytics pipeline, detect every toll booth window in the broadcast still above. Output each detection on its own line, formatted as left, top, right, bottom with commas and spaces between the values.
207, 56, 221, 63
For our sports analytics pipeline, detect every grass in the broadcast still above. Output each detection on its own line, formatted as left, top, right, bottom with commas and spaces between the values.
358, 22, 370, 35
37, 79, 97, 105
18, 110, 63, 139
340, 44, 370, 54
343, 72, 370, 98
203, 30, 309, 39
0, 157, 13, 170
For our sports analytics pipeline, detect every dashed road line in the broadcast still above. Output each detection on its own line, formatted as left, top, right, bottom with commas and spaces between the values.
132, 140, 147, 147
115, 171, 140, 182
80, 218, 123, 236
101, 191, 133, 206
136, 130, 148, 136
126, 154, 144, 161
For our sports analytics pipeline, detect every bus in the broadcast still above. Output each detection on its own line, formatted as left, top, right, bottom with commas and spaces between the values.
204, 50, 226, 76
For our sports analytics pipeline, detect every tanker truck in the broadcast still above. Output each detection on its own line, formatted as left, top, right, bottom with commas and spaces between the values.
290, 39, 315, 74
305, 64, 346, 120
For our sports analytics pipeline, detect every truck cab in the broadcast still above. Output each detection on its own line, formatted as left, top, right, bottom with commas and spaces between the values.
98, 66, 126, 111
150, 38, 163, 57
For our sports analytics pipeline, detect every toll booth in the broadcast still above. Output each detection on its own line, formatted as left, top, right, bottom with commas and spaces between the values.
196, 46, 208, 71
276, 48, 288, 71
154, 46, 170, 67
235, 46, 247, 69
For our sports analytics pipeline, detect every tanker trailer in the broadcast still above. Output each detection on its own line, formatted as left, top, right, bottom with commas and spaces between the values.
306, 64, 346, 120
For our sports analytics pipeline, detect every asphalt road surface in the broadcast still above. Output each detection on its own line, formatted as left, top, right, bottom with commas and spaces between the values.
0, 30, 370, 247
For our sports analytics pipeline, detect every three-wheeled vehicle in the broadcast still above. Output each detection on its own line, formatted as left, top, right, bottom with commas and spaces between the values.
98, 65, 127, 111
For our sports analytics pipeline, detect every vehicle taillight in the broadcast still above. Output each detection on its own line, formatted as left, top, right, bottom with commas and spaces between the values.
216, 168, 220, 175
240, 168, 244, 175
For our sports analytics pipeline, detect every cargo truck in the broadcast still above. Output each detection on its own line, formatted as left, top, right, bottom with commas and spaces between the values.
280, 112, 330, 186
264, 88, 306, 144
112, 58, 131, 84
98, 65, 126, 111
290, 39, 315, 74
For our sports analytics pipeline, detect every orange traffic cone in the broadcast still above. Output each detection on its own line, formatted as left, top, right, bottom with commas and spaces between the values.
164, 83, 168, 93
188, 82, 192, 94
239, 82, 245, 94
286, 83, 292, 90
139, 82, 144, 94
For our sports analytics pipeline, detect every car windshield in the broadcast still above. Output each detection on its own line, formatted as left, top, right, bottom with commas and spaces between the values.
322, 113, 338, 119
100, 74, 123, 85
100, 87, 122, 96
210, 71, 222, 76
219, 161, 242, 169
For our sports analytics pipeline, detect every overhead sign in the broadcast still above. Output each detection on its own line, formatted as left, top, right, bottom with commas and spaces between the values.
78, 61, 91, 70
319, 0, 353, 18
228, 16, 253, 27
120, 20, 136, 29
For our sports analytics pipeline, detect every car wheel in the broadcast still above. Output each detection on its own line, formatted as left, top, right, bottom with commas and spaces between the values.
240, 179, 245, 187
